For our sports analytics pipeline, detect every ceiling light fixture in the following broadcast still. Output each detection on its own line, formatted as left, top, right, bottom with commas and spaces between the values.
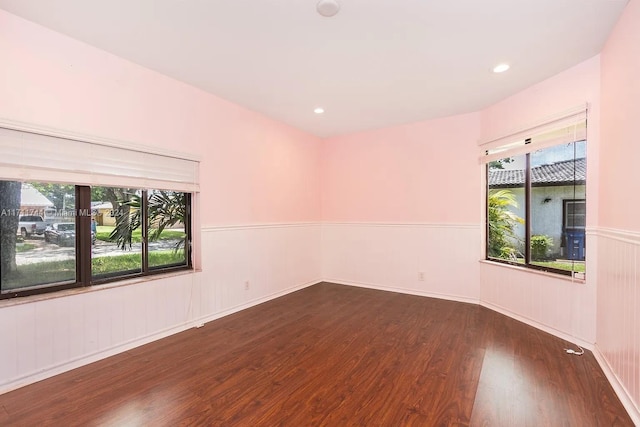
314, 107, 325, 114
317, 0, 340, 17
493, 63, 510, 73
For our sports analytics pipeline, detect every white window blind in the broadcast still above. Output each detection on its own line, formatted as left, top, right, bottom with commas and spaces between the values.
0, 125, 199, 192
480, 105, 587, 164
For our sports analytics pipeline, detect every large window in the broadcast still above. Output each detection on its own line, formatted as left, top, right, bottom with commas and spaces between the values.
484, 108, 587, 277
0, 123, 198, 300
0, 181, 191, 298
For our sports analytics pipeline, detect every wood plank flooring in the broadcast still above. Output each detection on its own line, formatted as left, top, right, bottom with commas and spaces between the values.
0, 282, 634, 426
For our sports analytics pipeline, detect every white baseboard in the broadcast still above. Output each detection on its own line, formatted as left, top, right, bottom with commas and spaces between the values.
323, 278, 479, 305
479, 300, 594, 350
1, 321, 195, 395
191, 278, 321, 326
326, 279, 590, 349
592, 346, 640, 426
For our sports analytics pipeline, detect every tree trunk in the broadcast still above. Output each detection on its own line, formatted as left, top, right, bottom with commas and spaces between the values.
0, 181, 22, 284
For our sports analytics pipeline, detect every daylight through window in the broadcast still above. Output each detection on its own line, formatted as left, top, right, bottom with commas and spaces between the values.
0, 124, 198, 300
0, 182, 192, 298
484, 109, 587, 277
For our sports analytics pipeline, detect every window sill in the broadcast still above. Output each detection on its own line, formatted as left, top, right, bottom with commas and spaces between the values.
0, 269, 198, 308
479, 259, 586, 284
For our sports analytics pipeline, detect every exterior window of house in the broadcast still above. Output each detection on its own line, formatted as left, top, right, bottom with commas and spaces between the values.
0, 182, 77, 294
564, 200, 586, 229
486, 138, 587, 277
0, 181, 192, 299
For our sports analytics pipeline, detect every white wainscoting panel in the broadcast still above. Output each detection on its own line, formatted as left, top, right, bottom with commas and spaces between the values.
197, 223, 322, 322
0, 223, 322, 393
479, 234, 597, 347
595, 228, 640, 424
321, 223, 481, 303
0, 272, 202, 393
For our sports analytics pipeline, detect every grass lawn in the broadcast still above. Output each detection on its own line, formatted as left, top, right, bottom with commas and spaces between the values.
95, 225, 185, 243
510, 258, 586, 273
3, 259, 76, 289
3, 251, 186, 290
16, 243, 37, 253
530, 260, 586, 273
92, 251, 186, 275
494, 257, 586, 274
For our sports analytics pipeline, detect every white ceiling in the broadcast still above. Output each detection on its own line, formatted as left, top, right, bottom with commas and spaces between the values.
0, 0, 628, 137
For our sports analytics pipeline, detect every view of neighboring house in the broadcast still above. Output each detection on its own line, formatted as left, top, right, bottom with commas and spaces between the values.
488, 157, 586, 260
91, 201, 117, 226
20, 183, 54, 220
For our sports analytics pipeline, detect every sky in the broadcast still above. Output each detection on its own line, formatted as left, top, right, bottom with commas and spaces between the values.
497, 140, 586, 171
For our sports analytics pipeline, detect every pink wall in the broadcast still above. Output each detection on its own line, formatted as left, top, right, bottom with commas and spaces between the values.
0, 10, 321, 225
600, 0, 640, 233
321, 112, 481, 223
481, 55, 601, 227
320, 112, 482, 303
480, 56, 601, 141
597, 0, 640, 421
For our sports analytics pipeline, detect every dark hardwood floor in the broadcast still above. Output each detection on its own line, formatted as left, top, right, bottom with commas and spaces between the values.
0, 282, 633, 426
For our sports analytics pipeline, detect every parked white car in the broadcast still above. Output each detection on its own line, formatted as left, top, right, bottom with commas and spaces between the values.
17, 215, 46, 238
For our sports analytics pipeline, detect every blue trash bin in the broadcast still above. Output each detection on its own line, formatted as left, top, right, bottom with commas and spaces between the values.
564, 230, 585, 261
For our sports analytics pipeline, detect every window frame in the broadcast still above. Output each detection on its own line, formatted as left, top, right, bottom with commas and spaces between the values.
485, 144, 586, 278
563, 199, 586, 230
0, 184, 192, 300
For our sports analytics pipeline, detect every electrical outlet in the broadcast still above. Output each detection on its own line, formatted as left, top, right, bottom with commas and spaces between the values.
418, 272, 425, 281
244, 281, 250, 290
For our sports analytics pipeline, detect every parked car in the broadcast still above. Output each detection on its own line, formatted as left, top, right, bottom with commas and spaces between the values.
17, 215, 46, 238
44, 223, 76, 246
44, 223, 96, 246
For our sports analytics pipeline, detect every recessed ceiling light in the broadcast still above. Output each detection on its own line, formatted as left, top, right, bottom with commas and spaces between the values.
317, 0, 340, 17
493, 63, 510, 73
314, 107, 325, 114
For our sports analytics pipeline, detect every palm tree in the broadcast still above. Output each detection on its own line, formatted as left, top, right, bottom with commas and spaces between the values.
487, 189, 524, 259
109, 191, 186, 250
147, 191, 187, 241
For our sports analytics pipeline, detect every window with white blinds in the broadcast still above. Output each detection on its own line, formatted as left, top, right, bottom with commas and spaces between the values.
480, 106, 587, 165
0, 123, 197, 300
482, 105, 588, 278
0, 125, 199, 192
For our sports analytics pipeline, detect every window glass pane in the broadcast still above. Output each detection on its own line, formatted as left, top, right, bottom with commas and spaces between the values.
529, 141, 586, 272
1, 181, 76, 293
487, 155, 526, 263
147, 190, 188, 269
91, 187, 142, 279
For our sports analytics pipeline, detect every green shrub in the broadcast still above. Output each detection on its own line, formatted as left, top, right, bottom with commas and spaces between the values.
531, 235, 553, 261
488, 189, 524, 259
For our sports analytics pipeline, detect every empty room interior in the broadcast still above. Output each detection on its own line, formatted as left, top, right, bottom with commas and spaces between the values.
0, 0, 639, 425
